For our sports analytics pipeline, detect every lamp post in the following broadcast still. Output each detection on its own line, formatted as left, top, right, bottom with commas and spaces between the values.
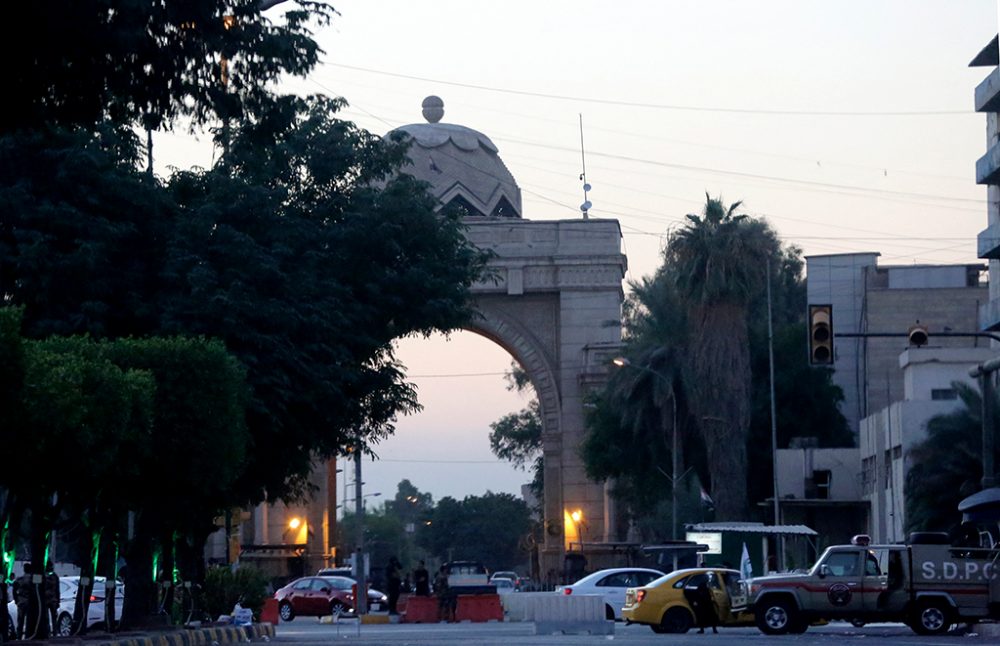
612, 357, 680, 543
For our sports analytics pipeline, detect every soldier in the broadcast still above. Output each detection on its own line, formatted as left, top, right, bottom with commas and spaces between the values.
43, 565, 60, 636
12, 563, 32, 639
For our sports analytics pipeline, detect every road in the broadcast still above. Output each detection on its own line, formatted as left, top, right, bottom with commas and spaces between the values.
272, 618, 994, 646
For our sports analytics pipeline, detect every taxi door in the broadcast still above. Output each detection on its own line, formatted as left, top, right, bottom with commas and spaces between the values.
809, 549, 865, 617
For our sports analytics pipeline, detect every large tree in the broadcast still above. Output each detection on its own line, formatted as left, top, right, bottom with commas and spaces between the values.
666, 196, 781, 519
584, 197, 850, 535
418, 493, 532, 572
4, 1, 333, 134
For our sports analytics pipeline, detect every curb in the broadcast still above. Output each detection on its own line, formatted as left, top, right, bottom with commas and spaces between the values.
91, 623, 275, 646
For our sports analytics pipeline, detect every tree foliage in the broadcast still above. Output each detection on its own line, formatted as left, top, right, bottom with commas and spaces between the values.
488, 363, 543, 506
584, 196, 850, 535
905, 382, 998, 535
418, 492, 532, 571
5, 1, 334, 134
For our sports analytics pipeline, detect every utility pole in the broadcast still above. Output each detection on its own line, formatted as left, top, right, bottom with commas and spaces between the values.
767, 260, 783, 570
353, 441, 368, 615
970, 355, 1000, 488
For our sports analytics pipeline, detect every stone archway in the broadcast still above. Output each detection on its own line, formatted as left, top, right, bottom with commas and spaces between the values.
464, 216, 626, 576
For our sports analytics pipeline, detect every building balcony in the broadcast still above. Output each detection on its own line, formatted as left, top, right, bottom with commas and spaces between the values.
978, 222, 1000, 259
977, 141, 1000, 185
980, 297, 1000, 332
975, 67, 1000, 113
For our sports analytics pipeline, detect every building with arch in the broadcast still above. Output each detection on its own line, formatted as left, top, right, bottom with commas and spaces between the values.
227, 97, 627, 578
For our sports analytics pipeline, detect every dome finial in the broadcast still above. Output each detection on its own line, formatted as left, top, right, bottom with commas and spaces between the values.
422, 95, 444, 123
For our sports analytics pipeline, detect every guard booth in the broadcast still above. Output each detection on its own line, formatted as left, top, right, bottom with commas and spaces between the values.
685, 522, 818, 575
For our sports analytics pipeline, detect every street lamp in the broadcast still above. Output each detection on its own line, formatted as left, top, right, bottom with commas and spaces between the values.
612, 357, 681, 543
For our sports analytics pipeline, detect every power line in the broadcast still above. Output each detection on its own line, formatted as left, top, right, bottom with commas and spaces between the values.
322, 62, 969, 117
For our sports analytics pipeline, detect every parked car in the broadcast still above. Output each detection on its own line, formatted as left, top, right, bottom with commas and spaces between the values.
55, 576, 125, 636
442, 561, 493, 594
491, 577, 516, 596
489, 571, 521, 589
555, 567, 664, 620
6, 575, 124, 638
274, 575, 387, 621
316, 567, 353, 578
621, 567, 751, 633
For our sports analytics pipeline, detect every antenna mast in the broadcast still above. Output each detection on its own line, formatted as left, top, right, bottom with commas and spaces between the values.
579, 114, 592, 219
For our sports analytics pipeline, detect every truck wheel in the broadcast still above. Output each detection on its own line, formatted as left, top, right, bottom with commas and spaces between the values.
910, 599, 951, 636
756, 597, 798, 635
653, 607, 693, 634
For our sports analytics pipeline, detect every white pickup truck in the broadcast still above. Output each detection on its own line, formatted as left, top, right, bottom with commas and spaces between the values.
750, 533, 1000, 635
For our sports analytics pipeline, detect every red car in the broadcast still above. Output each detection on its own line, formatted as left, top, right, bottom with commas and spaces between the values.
274, 576, 388, 621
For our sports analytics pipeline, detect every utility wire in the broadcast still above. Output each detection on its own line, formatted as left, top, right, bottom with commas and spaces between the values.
322, 62, 969, 117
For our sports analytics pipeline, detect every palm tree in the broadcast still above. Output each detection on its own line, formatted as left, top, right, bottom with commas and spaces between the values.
905, 382, 997, 534
666, 195, 779, 520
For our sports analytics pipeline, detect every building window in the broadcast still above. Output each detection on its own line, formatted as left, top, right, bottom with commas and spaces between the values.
931, 388, 958, 400
862, 457, 875, 495
883, 450, 892, 488
813, 470, 832, 500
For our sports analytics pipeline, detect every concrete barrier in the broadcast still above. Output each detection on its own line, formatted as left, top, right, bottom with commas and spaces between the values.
454, 594, 503, 623
499, 592, 613, 635
402, 595, 439, 623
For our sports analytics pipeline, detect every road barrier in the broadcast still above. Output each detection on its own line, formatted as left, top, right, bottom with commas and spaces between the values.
501, 592, 612, 635
454, 594, 503, 622
402, 595, 438, 623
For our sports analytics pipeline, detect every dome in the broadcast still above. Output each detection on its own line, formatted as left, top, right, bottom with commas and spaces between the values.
387, 97, 522, 218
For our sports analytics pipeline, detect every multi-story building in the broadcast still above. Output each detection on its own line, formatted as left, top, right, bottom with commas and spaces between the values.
806, 254, 986, 438
972, 34, 1000, 330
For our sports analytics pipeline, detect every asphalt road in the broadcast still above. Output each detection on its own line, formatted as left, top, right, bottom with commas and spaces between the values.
272, 618, 993, 646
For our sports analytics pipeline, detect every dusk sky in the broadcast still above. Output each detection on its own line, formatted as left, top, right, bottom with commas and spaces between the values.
153, 1, 998, 506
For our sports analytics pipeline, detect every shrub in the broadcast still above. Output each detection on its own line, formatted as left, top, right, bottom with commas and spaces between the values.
202, 566, 270, 621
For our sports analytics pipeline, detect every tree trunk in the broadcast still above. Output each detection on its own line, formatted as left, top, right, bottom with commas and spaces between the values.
26, 518, 51, 640
122, 513, 160, 628
686, 302, 751, 520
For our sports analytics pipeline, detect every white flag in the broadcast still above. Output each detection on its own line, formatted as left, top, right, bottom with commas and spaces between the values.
740, 542, 753, 580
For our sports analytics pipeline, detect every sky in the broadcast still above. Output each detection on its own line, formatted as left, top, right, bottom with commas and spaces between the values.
154, 1, 999, 507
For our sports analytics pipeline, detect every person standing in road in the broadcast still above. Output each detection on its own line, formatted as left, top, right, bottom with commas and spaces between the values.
433, 565, 454, 622
413, 560, 430, 596
385, 556, 402, 615
12, 563, 32, 639
684, 574, 719, 634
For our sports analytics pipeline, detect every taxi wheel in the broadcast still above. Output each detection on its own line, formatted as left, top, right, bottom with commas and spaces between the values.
655, 607, 693, 634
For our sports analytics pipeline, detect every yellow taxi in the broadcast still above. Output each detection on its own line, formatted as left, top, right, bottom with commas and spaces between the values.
622, 567, 754, 633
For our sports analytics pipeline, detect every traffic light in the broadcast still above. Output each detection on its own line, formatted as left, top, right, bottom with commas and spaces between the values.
908, 323, 929, 347
808, 304, 834, 365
